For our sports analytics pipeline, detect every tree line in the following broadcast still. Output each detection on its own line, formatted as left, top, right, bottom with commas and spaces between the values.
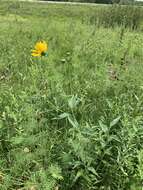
42, 0, 135, 4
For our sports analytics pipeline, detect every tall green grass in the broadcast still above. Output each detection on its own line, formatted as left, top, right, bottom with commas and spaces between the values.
0, 1, 143, 189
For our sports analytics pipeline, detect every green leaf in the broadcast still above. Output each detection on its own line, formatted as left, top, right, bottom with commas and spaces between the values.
11, 136, 25, 145
68, 95, 80, 109
73, 170, 84, 183
58, 113, 69, 119
99, 121, 108, 133
0, 120, 3, 129
88, 167, 98, 176
68, 116, 79, 128
44, 52, 48, 57
49, 164, 63, 181
110, 116, 121, 127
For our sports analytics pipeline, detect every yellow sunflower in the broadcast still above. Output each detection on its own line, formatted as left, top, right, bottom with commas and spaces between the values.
31, 41, 48, 57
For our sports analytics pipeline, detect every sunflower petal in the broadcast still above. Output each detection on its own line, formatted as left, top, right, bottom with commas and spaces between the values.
31, 49, 38, 53
31, 52, 41, 57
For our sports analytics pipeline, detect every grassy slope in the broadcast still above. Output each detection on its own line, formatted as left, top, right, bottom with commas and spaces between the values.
0, 1, 143, 190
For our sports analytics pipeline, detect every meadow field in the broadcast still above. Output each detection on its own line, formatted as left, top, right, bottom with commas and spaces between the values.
0, 1, 143, 189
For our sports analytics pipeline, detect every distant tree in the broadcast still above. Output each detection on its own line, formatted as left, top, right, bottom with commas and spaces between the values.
42, 0, 135, 3
95, 0, 112, 3
119, 0, 134, 4
111, 0, 120, 3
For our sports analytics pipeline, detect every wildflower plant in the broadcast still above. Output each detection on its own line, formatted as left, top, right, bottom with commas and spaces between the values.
31, 41, 48, 57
